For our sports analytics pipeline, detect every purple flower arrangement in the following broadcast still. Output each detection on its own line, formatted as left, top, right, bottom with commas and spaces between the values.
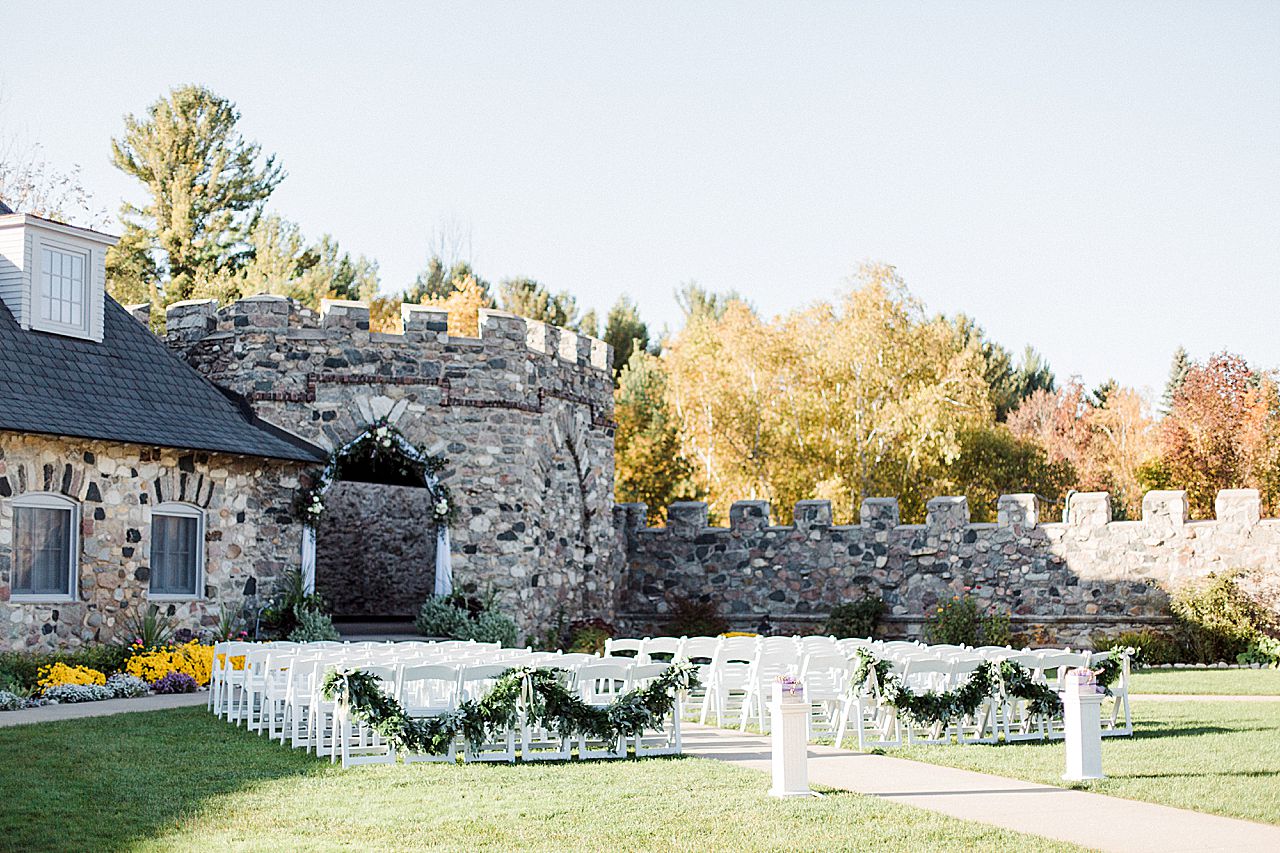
150, 672, 198, 694
775, 674, 804, 697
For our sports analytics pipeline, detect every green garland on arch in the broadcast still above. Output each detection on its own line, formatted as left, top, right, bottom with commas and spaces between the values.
320, 662, 700, 757
852, 649, 1063, 728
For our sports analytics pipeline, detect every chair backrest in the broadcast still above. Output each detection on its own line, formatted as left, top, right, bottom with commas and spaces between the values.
626, 663, 671, 689
604, 638, 646, 658
717, 637, 758, 663
575, 663, 631, 704
1037, 651, 1090, 676
549, 653, 599, 668
800, 652, 850, 697
679, 637, 720, 663
397, 664, 460, 707
643, 637, 683, 661
458, 663, 511, 700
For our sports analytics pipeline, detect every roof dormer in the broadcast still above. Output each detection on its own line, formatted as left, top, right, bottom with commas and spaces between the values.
0, 211, 118, 343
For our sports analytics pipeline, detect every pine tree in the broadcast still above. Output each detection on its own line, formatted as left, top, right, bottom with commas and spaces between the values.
498, 277, 581, 328
107, 85, 285, 305
603, 295, 650, 380
1160, 346, 1191, 415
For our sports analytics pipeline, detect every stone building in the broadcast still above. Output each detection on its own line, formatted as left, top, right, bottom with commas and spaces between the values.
0, 206, 618, 651
0, 208, 324, 650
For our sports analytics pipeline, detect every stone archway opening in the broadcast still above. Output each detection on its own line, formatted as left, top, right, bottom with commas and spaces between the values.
313, 435, 437, 626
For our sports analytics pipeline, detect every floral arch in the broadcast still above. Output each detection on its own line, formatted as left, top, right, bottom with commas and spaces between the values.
297, 417, 457, 597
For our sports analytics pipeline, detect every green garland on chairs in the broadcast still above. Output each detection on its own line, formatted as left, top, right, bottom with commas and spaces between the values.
852, 650, 1063, 728
321, 662, 700, 757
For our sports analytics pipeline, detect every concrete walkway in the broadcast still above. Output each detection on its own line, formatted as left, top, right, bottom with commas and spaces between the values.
0, 691, 206, 727
682, 723, 1280, 853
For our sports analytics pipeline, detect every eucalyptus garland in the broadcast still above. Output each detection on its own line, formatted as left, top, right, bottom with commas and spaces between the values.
294, 417, 458, 528
852, 649, 1063, 728
321, 662, 700, 757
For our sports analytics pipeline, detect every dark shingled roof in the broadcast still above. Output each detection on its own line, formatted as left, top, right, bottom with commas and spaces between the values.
0, 295, 324, 462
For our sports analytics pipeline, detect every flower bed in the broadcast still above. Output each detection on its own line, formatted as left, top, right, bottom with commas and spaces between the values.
0, 640, 225, 711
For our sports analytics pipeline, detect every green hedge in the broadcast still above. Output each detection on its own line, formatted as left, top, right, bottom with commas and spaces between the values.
0, 645, 134, 691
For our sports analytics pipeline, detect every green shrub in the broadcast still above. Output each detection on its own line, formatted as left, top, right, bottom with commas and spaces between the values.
567, 618, 614, 654
1171, 570, 1265, 663
415, 592, 517, 646
121, 604, 176, 649
924, 595, 1011, 647
466, 610, 519, 647
0, 645, 134, 691
414, 596, 471, 638
825, 598, 884, 639
261, 569, 330, 638
667, 597, 728, 637
1237, 636, 1280, 667
1093, 629, 1184, 666
288, 607, 341, 642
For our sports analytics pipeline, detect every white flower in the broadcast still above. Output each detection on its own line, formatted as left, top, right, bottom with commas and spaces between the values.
435, 499, 449, 514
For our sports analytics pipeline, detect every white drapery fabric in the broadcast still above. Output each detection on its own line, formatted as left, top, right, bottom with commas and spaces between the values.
434, 527, 453, 596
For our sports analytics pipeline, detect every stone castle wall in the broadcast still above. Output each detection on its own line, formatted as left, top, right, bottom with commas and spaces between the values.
166, 295, 617, 638
314, 481, 437, 619
0, 433, 303, 651
615, 489, 1280, 645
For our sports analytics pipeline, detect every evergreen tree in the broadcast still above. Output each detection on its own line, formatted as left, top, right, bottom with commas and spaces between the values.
498, 277, 581, 328
604, 295, 650, 379
406, 257, 490, 303
950, 315, 1055, 420
1160, 346, 1191, 415
107, 85, 285, 305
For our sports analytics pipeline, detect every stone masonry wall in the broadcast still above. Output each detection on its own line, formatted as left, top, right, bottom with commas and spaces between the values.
314, 481, 437, 619
616, 489, 1280, 646
167, 295, 616, 639
0, 433, 304, 651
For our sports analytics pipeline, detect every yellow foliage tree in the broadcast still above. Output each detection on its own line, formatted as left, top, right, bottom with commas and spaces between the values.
664, 264, 994, 523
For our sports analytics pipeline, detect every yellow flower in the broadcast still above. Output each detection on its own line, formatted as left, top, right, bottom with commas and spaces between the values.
125, 641, 215, 686
38, 662, 106, 689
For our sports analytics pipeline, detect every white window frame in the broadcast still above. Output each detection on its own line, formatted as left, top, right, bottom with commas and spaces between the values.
31, 236, 92, 337
9, 492, 80, 603
148, 502, 206, 601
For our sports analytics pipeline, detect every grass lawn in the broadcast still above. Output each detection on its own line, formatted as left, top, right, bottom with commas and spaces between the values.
887, 699, 1280, 825
1129, 667, 1280, 696
0, 707, 1080, 853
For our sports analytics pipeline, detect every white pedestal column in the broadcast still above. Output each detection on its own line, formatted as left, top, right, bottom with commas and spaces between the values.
1062, 673, 1106, 781
769, 681, 818, 798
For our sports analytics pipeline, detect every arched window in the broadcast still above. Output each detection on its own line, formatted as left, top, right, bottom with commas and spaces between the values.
149, 502, 205, 599
11, 492, 80, 600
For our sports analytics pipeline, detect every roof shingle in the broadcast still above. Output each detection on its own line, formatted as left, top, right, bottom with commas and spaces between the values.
0, 296, 324, 463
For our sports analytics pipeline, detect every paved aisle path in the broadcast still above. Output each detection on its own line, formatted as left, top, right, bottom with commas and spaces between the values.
682, 723, 1280, 853
0, 692, 206, 727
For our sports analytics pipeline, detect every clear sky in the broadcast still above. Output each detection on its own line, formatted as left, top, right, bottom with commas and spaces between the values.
4, 2, 1277, 395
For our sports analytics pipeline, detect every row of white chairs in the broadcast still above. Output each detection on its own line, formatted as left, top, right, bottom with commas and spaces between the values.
209, 640, 685, 767
603, 635, 1133, 746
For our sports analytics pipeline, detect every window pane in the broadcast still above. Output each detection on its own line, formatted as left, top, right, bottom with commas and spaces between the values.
13, 506, 72, 596
152, 513, 199, 595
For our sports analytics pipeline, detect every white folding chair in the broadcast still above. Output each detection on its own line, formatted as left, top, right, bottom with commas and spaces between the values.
396, 663, 461, 763
629, 663, 683, 757
336, 664, 399, 768
574, 663, 631, 759
1090, 650, 1133, 737
459, 664, 516, 763
604, 637, 648, 661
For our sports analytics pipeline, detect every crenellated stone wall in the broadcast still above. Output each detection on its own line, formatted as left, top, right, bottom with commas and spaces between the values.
166, 295, 617, 638
615, 489, 1280, 645
0, 433, 304, 650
